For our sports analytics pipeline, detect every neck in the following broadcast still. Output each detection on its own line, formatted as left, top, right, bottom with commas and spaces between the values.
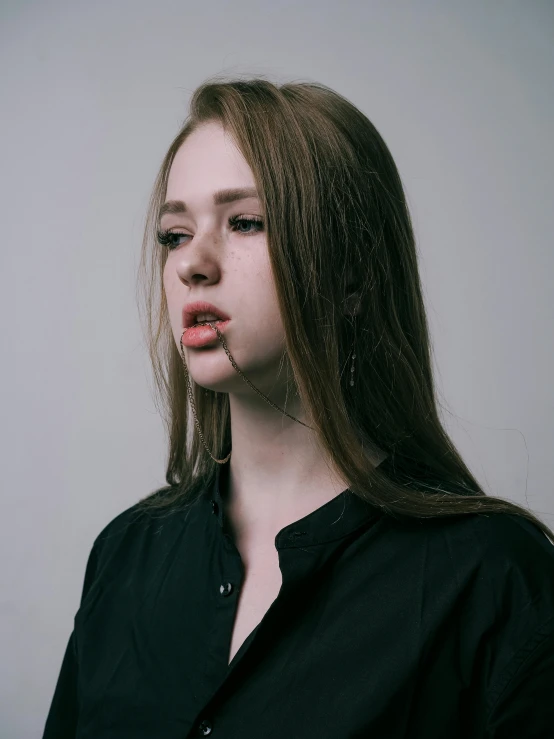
219, 387, 386, 544
220, 437, 386, 548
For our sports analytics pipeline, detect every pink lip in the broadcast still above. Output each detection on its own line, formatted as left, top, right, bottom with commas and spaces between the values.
182, 300, 230, 329
181, 320, 230, 348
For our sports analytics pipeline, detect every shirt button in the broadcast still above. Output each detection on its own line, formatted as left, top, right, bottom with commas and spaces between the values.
197, 718, 212, 735
220, 582, 233, 596
211, 501, 219, 515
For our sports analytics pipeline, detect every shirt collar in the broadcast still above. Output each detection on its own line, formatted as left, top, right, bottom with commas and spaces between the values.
208, 458, 383, 549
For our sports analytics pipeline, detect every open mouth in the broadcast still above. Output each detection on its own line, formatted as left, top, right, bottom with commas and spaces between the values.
194, 320, 224, 328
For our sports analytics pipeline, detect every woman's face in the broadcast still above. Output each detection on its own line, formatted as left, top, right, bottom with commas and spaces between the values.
162, 121, 289, 398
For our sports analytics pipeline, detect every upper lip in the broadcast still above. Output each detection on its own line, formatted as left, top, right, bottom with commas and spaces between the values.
182, 300, 231, 328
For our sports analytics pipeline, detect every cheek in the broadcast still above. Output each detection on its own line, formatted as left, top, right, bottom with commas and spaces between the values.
162, 267, 180, 328
162, 261, 178, 301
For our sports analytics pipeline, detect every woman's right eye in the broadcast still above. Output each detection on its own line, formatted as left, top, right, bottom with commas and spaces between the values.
156, 229, 190, 250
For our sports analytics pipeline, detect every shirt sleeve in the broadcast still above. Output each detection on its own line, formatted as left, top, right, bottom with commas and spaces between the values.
41, 631, 79, 738
41, 539, 100, 738
485, 623, 554, 738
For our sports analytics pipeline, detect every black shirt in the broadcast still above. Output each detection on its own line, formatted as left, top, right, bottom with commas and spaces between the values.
43, 459, 554, 738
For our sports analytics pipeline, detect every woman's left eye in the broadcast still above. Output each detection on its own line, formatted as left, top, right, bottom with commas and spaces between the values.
156, 215, 264, 251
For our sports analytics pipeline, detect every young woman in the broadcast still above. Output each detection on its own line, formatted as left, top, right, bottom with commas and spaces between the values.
43, 77, 554, 738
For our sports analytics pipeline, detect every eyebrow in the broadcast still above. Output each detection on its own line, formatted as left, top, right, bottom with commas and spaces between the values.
159, 187, 259, 219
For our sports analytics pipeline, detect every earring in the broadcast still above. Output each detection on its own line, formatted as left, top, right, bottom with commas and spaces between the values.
350, 316, 357, 388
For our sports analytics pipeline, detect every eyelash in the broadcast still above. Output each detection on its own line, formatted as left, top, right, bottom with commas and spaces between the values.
156, 215, 264, 250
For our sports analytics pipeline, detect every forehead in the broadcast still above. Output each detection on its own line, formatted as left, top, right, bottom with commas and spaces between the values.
166, 122, 255, 195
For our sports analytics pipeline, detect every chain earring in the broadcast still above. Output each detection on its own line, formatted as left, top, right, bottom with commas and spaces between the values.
349, 314, 357, 388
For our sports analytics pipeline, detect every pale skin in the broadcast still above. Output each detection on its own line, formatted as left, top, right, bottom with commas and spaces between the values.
162, 121, 386, 556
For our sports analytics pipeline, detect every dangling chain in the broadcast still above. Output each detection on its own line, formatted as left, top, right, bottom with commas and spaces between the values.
179, 321, 357, 464
350, 314, 357, 387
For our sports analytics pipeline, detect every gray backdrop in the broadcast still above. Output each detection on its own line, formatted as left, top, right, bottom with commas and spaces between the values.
1, 1, 553, 735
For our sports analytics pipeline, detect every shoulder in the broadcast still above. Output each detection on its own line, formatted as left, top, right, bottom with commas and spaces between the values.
97, 485, 207, 551
80, 484, 208, 602
470, 510, 554, 553
464, 514, 554, 721
392, 509, 554, 571
454, 512, 554, 617
467, 511, 554, 618
449, 511, 554, 582
387, 510, 554, 643
422, 510, 554, 594
417, 512, 554, 684
389, 511, 554, 717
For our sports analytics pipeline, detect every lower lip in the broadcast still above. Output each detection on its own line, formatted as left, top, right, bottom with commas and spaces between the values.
181, 320, 230, 348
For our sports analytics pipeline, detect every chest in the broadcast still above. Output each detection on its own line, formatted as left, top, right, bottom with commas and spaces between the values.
227, 548, 283, 666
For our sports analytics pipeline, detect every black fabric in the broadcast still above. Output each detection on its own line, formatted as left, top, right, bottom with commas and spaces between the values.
43, 459, 554, 738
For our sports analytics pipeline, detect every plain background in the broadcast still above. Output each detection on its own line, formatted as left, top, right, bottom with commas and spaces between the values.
1, 1, 553, 735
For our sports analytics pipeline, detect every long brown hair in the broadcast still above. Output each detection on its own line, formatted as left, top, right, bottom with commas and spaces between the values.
136, 75, 554, 543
